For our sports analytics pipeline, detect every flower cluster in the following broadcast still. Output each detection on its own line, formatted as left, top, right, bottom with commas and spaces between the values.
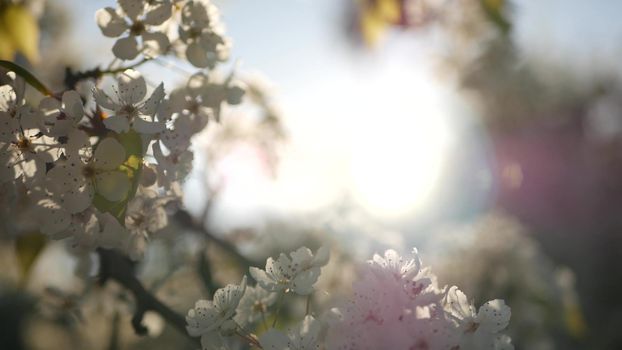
325, 248, 513, 350
96, 0, 231, 68
186, 246, 329, 350
0, 0, 244, 260
186, 246, 513, 350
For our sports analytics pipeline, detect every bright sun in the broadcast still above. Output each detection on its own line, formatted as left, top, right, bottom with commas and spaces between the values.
349, 72, 452, 218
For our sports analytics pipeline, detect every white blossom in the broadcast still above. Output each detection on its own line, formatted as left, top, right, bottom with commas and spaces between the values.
47, 137, 130, 211
96, 0, 172, 60
443, 286, 513, 350
186, 276, 247, 346
94, 70, 165, 134
233, 285, 278, 326
38, 90, 84, 137
249, 246, 329, 296
179, 0, 230, 68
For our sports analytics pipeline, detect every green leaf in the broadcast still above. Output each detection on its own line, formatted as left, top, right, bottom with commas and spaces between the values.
15, 233, 46, 284
0, 4, 40, 64
0, 59, 52, 96
92, 131, 144, 224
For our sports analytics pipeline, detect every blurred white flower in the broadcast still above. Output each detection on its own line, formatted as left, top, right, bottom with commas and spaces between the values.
95, 0, 172, 60
249, 246, 329, 295
179, 0, 230, 68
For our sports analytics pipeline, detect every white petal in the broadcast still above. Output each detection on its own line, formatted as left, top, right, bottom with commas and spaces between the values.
132, 117, 165, 134
143, 2, 172, 25
37, 198, 71, 236
112, 36, 140, 60
249, 266, 279, 292
118, 0, 144, 20
65, 129, 90, 152
142, 31, 170, 56
64, 185, 94, 214
95, 7, 128, 37
94, 137, 126, 170
259, 329, 290, 350
38, 96, 61, 121
62, 90, 84, 122
103, 115, 131, 133
140, 83, 165, 117
185, 42, 209, 68
476, 299, 511, 333
95, 171, 130, 202
93, 88, 118, 110
118, 69, 147, 105
312, 246, 330, 267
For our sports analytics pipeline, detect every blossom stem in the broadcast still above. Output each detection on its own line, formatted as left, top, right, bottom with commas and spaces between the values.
272, 294, 284, 328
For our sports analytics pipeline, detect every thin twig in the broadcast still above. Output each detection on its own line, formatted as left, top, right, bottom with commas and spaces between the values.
173, 209, 260, 268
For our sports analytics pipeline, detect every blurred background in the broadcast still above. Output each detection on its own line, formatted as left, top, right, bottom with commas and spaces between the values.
2, 0, 622, 349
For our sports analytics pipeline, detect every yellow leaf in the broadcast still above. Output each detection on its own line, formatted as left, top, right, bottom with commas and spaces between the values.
0, 5, 40, 64
359, 0, 402, 46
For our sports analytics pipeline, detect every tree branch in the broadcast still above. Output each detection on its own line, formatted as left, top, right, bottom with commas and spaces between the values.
173, 209, 260, 268
97, 248, 199, 345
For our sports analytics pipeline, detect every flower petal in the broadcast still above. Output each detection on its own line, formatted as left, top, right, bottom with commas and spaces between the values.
95, 171, 130, 202
143, 2, 172, 25
142, 31, 170, 57
118, 0, 144, 20
62, 90, 84, 122
94, 137, 126, 170
133, 117, 165, 134
112, 35, 140, 60
139, 83, 164, 116
103, 115, 131, 133
93, 88, 118, 110
95, 7, 128, 37
185, 42, 209, 68
118, 69, 147, 105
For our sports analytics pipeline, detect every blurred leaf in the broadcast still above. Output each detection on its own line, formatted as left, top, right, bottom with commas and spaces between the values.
0, 4, 40, 64
359, 0, 401, 46
480, 0, 512, 34
15, 233, 46, 284
0, 59, 52, 96
565, 302, 587, 338
93, 131, 143, 223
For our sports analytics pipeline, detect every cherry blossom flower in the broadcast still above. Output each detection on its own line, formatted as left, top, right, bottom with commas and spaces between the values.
326, 248, 513, 350
47, 137, 130, 212
233, 285, 278, 326
1, 78, 53, 185
249, 246, 329, 295
186, 276, 247, 349
443, 286, 513, 350
38, 90, 84, 137
259, 315, 322, 350
179, 0, 230, 68
93, 70, 166, 134
96, 0, 172, 60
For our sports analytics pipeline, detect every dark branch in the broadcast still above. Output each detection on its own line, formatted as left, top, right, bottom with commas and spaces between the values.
97, 248, 198, 345
173, 209, 260, 268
